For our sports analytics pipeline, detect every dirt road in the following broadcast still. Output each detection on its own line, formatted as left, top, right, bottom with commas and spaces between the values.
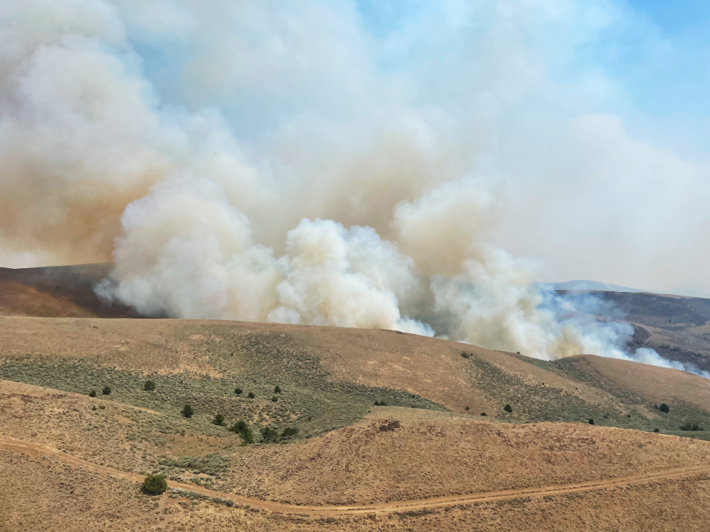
2, 435, 708, 517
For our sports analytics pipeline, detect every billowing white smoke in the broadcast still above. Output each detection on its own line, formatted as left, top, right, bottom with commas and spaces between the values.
1, 0, 706, 376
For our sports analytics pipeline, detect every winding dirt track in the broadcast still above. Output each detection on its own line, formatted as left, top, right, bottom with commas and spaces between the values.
2, 435, 709, 517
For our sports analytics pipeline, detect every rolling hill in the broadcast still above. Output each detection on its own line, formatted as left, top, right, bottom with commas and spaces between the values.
3, 266, 710, 530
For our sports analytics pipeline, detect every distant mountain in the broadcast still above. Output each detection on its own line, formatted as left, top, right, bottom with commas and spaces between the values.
546, 280, 647, 293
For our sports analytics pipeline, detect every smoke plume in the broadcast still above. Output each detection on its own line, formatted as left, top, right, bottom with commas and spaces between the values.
1, 0, 707, 376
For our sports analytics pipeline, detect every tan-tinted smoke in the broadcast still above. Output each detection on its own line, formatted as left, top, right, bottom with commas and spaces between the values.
2, 0, 702, 373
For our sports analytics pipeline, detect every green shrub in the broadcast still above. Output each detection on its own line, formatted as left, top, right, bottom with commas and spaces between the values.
461, 352, 470, 359
481, 412, 487, 416
89, 390, 96, 397
504, 404, 512, 413
143, 380, 156, 391
465, 406, 470, 411
212, 414, 225, 426
181, 405, 194, 418
229, 421, 254, 445
271, 396, 278, 402
653, 428, 659, 433
374, 401, 380, 406
261, 427, 278, 443
680, 423, 704, 431
659, 403, 670, 413
588, 419, 594, 425
248, 392, 255, 399
281, 427, 299, 439
274, 386, 281, 393
102, 386, 111, 395
235, 388, 242, 395
142, 474, 167, 495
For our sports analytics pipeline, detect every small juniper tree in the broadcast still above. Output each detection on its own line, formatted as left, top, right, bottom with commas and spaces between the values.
235, 388, 243, 395
481, 412, 487, 416
261, 427, 278, 443
102, 386, 111, 395
504, 404, 512, 413
281, 427, 299, 439
143, 380, 156, 391
374, 400, 380, 406
181, 405, 194, 418
271, 396, 278, 402
653, 428, 659, 433
212, 414, 225, 426
142, 474, 167, 495
589, 419, 595, 425
248, 392, 255, 399
274, 386, 281, 393
89, 390, 96, 397
465, 406, 470, 411
659, 403, 670, 413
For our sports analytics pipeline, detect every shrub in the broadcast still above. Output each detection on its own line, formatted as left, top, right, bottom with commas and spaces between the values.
659, 403, 670, 413
379, 401, 387, 406
229, 421, 254, 444
465, 406, 470, 411
680, 423, 704, 431
142, 474, 167, 495
102, 386, 111, 395
181, 405, 194, 418
281, 427, 299, 439
89, 390, 96, 398
261, 427, 278, 443
653, 428, 660, 433
504, 404, 512, 413
274, 386, 281, 393
271, 396, 278, 402
212, 414, 225, 426
248, 392, 255, 399
481, 412, 487, 416
374, 401, 380, 406
235, 388, 242, 395
460, 352, 470, 359
143, 380, 156, 391
588, 419, 594, 425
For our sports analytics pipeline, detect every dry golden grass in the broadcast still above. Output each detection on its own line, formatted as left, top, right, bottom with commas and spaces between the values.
570, 355, 710, 411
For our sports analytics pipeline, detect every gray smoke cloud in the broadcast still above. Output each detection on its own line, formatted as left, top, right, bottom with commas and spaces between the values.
1, 0, 707, 376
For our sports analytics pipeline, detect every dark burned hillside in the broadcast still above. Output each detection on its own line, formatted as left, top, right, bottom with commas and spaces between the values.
560, 290, 710, 373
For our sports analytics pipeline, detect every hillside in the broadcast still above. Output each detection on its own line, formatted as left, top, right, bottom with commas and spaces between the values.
3, 316, 710, 530
0, 264, 135, 318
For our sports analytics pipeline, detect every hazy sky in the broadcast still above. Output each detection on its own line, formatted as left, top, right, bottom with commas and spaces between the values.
1, 0, 710, 297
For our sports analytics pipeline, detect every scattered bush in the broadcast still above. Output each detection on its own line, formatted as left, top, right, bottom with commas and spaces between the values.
142, 474, 167, 495
653, 428, 660, 433
481, 413, 487, 417
181, 405, 194, 418
504, 404, 512, 413
281, 427, 299, 439
235, 388, 242, 395
659, 403, 670, 413
274, 386, 281, 393
89, 390, 96, 397
680, 423, 704, 431
379, 401, 387, 406
460, 352, 470, 359
212, 414, 225, 426
271, 396, 278, 402
465, 406, 470, 411
143, 380, 156, 391
248, 392, 255, 399
102, 386, 111, 395
374, 401, 380, 406
588, 419, 594, 425
260, 427, 279, 443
